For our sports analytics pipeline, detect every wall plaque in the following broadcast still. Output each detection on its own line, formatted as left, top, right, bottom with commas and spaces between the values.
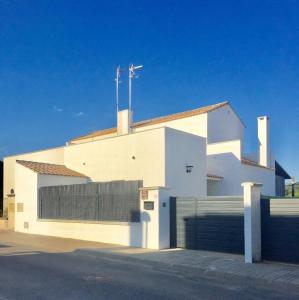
141, 190, 148, 200
144, 201, 154, 210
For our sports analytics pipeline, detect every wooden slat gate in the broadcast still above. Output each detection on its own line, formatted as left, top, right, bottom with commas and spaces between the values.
261, 197, 299, 264
170, 196, 244, 254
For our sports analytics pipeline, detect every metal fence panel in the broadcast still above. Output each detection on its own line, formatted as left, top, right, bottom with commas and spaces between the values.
38, 180, 142, 222
261, 197, 299, 263
171, 196, 244, 254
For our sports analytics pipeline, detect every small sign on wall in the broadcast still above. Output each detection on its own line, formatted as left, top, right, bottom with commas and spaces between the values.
144, 201, 154, 210
141, 190, 148, 200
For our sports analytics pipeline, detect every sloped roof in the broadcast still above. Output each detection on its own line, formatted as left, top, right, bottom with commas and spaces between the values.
275, 161, 291, 179
16, 160, 87, 178
241, 157, 273, 170
71, 127, 117, 142
134, 101, 229, 128
71, 101, 230, 142
207, 173, 223, 181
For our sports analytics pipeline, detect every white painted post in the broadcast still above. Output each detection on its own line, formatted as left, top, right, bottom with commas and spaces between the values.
242, 182, 263, 263
139, 187, 170, 250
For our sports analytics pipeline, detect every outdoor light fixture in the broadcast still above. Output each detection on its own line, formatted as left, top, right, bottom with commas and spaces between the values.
185, 165, 194, 173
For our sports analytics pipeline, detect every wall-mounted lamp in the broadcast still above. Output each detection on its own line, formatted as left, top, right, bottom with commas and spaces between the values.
185, 165, 194, 173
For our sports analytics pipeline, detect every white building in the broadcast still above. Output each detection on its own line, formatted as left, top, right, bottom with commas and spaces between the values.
67, 100, 284, 196
3, 101, 289, 229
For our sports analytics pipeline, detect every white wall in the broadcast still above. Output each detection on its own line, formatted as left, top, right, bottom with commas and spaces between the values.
29, 220, 142, 247
71, 112, 208, 145
165, 128, 207, 197
4, 146, 65, 210
241, 164, 275, 196
38, 174, 88, 187
15, 164, 38, 232
64, 128, 166, 188
207, 139, 242, 159
65, 127, 206, 197
207, 105, 244, 145
15, 164, 142, 247
14, 164, 88, 232
207, 139, 275, 196
135, 113, 208, 138
207, 140, 242, 195
140, 187, 171, 249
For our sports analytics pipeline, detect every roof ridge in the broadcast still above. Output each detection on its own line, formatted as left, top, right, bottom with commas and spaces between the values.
134, 101, 229, 127
71, 100, 229, 142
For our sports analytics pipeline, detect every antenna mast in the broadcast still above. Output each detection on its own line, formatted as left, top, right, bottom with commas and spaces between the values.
115, 66, 121, 115
128, 64, 143, 130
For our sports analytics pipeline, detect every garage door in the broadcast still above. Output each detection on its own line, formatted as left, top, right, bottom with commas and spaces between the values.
170, 196, 244, 254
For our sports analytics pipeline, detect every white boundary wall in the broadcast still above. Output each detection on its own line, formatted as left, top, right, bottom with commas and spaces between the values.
15, 164, 143, 247
30, 220, 142, 247
15, 164, 172, 249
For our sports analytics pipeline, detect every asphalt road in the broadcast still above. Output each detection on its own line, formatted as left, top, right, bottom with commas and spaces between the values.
1, 248, 299, 300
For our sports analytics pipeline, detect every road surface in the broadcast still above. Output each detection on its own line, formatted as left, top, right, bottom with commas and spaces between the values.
1, 246, 299, 299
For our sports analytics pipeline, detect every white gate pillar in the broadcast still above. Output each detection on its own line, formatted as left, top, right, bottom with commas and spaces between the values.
242, 182, 263, 263
139, 187, 170, 250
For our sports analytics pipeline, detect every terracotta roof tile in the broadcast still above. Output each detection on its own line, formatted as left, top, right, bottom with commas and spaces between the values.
71, 101, 229, 142
16, 160, 87, 177
207, 173, 224, 180
134, 101, 229, 128
241, 157, 273, 170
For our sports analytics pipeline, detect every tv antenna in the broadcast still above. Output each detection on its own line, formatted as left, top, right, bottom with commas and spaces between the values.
128, 64, 143, 129
115, 66, 122, 115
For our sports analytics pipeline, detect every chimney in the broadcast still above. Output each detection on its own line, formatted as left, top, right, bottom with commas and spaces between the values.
117, 109, 132, 135
257, 116, 270, 168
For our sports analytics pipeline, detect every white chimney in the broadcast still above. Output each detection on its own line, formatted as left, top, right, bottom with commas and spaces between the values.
257, 116, 270, 168
117, 109, 132, 135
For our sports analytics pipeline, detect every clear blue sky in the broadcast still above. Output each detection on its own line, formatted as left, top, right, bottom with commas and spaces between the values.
0, 0, 298, 179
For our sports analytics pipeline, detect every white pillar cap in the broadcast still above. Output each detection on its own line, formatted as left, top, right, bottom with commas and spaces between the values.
139, 186, 170, 191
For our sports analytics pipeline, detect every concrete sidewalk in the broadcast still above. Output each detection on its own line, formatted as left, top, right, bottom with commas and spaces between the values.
1, 230, 299, 287
81, 246, 299, 287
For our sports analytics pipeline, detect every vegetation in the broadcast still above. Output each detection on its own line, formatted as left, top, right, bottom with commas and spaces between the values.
285, 183, 299, 197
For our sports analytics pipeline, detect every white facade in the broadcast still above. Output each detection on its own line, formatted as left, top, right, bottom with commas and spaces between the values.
64, 127, 207, 197
4, 101, 279, 235
165, 129, 207, 197
207, 105, 244, 144
207, 140, 243, 195
15, 163, 143, 247
207, 139, 275, 196
9, 126, 207, 244
15, 162, 171, 249
3, 101, 282, 248
6, 127, 207, 202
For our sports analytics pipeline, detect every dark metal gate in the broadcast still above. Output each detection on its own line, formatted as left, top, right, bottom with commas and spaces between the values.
170, 196, 244, 254
261, 197, 299, 264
